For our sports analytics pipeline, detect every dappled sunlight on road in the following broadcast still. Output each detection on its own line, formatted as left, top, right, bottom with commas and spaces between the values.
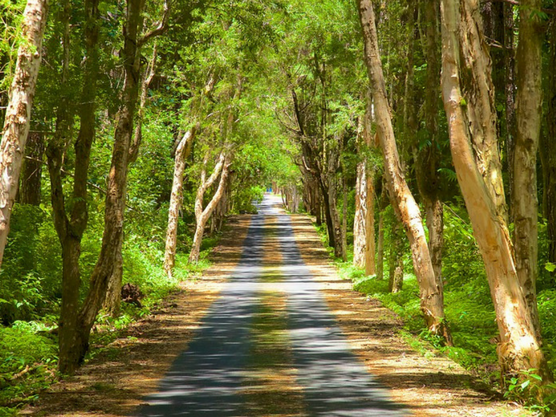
136, 194, 407, 416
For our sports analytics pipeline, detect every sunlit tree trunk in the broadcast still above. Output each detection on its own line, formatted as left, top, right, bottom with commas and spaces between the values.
440, 0, 549, 380
358, 0, 451, 344
0, 0, 48, 268
163, 74, 216, 277
353, 153, 366, 267
388, 221, 403, 293
189, 154, 231, 263
163, 127, 197, 277
354, 102, 376, 274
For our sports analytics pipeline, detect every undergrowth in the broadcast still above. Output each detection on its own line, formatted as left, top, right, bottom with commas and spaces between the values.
0, 224, 221, 414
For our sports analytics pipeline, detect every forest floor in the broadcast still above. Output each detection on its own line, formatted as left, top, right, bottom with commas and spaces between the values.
22, 195, 532, 417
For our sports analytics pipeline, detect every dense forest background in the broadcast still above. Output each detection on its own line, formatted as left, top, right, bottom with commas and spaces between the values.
1, 0, 556, 413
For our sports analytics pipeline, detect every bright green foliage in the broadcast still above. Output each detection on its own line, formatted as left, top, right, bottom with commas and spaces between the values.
0, 323, 57, 408
0, 0, 26, 91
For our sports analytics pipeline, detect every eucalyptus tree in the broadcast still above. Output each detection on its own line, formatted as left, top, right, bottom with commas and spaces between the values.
439, 0, 549, 380
0, 0, 48, 269
513, 0, 545, 338
353, 94, 377, 275
358, 0, 452, 345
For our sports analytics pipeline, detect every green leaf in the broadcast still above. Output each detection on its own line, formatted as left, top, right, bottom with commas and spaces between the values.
545, 262, 556, 273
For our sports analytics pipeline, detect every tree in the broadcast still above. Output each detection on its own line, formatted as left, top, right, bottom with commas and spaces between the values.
57, 0, 169, 373
164, 126, 198, 276
103, 44, 159, 315
47, 0, 100, 375
415, 0, 444, 289
439, 0, 549, 380
353, 94, 376, 275
19, 131, 45, 205
358, 0, 452, 345
544, 11, 556, 271
0, 0, 48, 268
189, 152, 232, 263
512, 0, 545, 338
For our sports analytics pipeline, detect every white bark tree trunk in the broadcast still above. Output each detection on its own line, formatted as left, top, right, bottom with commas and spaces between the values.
163, 126, 197, 277
353, 159, 367, 267
189, 154, 231, 263
358, 0, 451, 344
0, 0, 48, 268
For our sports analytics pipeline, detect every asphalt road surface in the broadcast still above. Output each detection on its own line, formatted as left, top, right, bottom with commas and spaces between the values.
136, 194, 407, 417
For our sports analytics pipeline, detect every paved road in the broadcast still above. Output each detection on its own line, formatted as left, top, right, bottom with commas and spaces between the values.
136, 194, 407, 416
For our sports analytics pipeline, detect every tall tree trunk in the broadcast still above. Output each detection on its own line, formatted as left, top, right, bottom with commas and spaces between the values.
358, 0, 451, 344
354, 102, 376, 274
546, 16, 556, 268
388, 221, 403, 293
416, 0, 445, 295
376, 207, 385, 280
314, 181, 322, 225
163, 127, 197, 277
505, 3, 517, 213
341, 173, 348, 261
439, 0, 549, 380
63, 0, 161, 372
98, 0, 168, 318
47, 0, 100, 375
340, 138, 348, 262
189, 155, 231, 263
19, 131, 45, 205
0, 0, 48, 268
327, 171, 344, 260
353, 154, 367, 267
103, 45, 158, 316
364, 99, 377, 276
364, 154, 376, 276
512, 0, 544, 339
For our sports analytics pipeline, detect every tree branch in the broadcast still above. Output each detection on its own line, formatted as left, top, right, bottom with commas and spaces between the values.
137, 0, 170, 47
